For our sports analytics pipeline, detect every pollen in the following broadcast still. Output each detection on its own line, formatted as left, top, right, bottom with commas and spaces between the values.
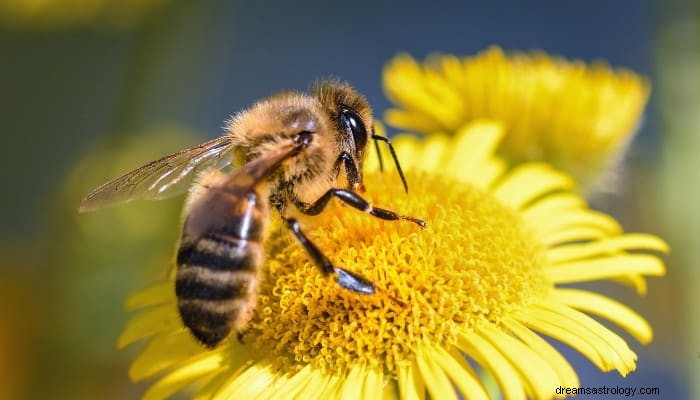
250, 171, 548, 375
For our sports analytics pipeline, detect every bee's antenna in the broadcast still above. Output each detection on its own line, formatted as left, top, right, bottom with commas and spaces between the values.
371, 131, 409, 193
373, 135, 385, 172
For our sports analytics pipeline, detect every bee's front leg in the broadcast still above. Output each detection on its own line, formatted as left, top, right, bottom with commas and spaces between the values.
293, 189, 426, 228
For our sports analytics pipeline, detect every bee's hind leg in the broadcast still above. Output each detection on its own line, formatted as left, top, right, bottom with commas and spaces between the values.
283, 217, 375, 295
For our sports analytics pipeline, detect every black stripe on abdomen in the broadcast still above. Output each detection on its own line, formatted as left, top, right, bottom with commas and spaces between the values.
176, 235, 258, 271
175, 266, 250, 300
175, 234, 261, 348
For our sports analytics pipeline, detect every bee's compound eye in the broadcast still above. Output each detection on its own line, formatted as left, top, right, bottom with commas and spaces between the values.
340, 107, 368, 153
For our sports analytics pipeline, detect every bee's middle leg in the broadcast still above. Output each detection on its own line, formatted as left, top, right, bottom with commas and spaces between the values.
283, 217, 375, 295
295, 189, 426, 228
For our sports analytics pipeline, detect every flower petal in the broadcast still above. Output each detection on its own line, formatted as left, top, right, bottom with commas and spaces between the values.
129, 331, 202, 381
534, 210, 621, 239
448, 122, 508, 189
125, 282, 172, 310
143, 350, 226, 400
540, 226, 608, 247
397, 363, 425, 400
516, 308, 608, 370
363, 367, 384, 400
539, 304, 638, 375
521, 193, 586, 222
385, 110, 443, 133
545, 254, 665, 283
212, 360, 275, 400
267, 364, 317, 400
193, 371, 232, 400
611, 274, 648, 295
551, 289, 652, 344
478, 323, 560, 399
417, 134, 451, 173
339, 363, 367, 400
546, 234, 669, 264
430, 346, 490, 400
518, 304, 637, 375
493, 163, 574, 209
416, 346, 459, 400
456, 329, 526, 400
503, 318, 579, 389
118, 304, 181, 349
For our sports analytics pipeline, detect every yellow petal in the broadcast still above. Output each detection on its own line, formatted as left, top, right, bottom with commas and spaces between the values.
478, 323, 560, 399
193, 371, 233, 400
385, 110, 443, 133
523, 304, 638, 375
339, 363, 367, 400
125, 282, 172, 310
266, 364, 316, 400
118, 304, 181, 349
444, 120, 504, 183
415, 346, 459, 400
541, 304, 638, 375
503, 318, 579, 389
551, 289, 652, 344
397, 363, 425, 400
541, 226, 608, 247
383, 378, 400, 400
515, 309, 607, 371
129, 331, 202, 381
417, 134, 451, 174
535, 210, 621, 238
493, 163, 573, 209
521, 193, 586, 222
545, 254, 665, 283
316, 373, 344, 400
212, 360, 275, 400
430, 346, 490, 400
456, 330, 526, 400
143, 350, 225, 400
470, 157, 508, 190
363, 367, 384, 400
546, 234, 669, 264
611, 274, 648, 295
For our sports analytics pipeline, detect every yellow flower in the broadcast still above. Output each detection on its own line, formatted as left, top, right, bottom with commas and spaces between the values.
383, 47, 650, 191
119, 121, 666, 400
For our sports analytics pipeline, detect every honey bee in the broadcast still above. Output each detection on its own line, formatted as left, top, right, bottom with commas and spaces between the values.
80, 80, 425, 348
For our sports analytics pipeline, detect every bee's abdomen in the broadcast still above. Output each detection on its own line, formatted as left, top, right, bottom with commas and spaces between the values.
176, 233, 263, 348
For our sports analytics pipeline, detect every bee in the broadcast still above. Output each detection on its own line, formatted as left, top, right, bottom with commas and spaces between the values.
79, 80, 425, 348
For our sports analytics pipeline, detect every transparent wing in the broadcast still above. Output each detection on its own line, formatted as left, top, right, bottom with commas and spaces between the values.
181, 139, 307, 240
79, 136, 236, 212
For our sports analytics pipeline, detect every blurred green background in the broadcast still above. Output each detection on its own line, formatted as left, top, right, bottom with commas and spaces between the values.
0, 1, 697, 399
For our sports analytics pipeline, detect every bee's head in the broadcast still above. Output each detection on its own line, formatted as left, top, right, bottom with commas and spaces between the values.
312, 79, 373, 189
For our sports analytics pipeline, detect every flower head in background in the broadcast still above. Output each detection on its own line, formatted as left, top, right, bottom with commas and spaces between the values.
120, 122, 666, 400
383, 47, 650, 192
0, 0, 170, 30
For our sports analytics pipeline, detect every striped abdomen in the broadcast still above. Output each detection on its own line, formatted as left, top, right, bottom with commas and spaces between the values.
176, 188, 267, 348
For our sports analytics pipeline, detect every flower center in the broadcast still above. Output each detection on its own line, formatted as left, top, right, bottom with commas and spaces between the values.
248, 171, 548, 375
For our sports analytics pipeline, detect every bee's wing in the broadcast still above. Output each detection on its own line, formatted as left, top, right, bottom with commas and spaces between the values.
220, 139, 302, 191
183, 139, 304, 239
79, 136, 236, 212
